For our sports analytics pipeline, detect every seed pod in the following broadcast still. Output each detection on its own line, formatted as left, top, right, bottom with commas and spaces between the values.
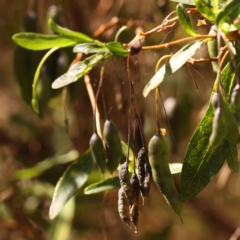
103, 120, 123, 174
119, 162, 138, 206
207, 26, 218, 75
130, 204, 139, 233
231, 84, 240, 112
89, 133, 107, 176
137, 148, 152, 199
209, 107, 226, 148
211, 92, 240, 144
118, 187, 130, 226
143, 160, 152, 198
148, 132, 182, 217
130, 173, 140, 204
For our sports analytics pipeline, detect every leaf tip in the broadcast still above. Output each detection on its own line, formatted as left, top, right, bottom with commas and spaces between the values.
31, 99, 39, 114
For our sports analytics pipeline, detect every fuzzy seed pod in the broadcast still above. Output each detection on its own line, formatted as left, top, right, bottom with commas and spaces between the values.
130, 173, 140, 204
231, 84, 240, 112
130, 204, 139, 233
148, 132, 182, 217
142, 160, 152, 198
89, 133, 107, 176
103, 120, 123, 174
209, 107, 226, 148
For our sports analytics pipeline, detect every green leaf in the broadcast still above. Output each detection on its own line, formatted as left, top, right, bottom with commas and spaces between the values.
176, 3, 197, 36
194, 0, 215, 22
121, 141, 134, 161
170, 0, 196, 5
48, 18, 94, 43
180, 57, 239, 202
106, 42, 129, 58
73, 43, 110, 54
49, 149, 95, 220
32, 47, 60, 113
84, 177, 120, 195
12, 33, 77, 50
143, 41, 203, 97
52, 53, 110, 89
49, 197, 75, 240
84, 162, 182, 195
216, 0, 240, 32
14, 150, 79, 180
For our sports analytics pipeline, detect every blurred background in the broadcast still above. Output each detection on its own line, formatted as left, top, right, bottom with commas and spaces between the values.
0, 0, 240, 239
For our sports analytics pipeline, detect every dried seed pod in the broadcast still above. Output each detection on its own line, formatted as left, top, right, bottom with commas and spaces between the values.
231, 84, 240, 112
148, 132, 182, 217
119, 162, 138, 206
137, 147, 152, 200
89, 133, 107, 176
118, 187, 130, 226
209, 107, 226, 148
103, 120, 123, 174
130, 173, 140, 204
142, 160, 152, 198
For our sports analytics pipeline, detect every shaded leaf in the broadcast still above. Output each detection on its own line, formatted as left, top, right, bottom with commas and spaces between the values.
143, 41, 203, 97
121, 141, 134, 161
73, 43, 110, 54
49, 149, 95, 219
194, 0, 215, 22
48, 18, 94, 43
32, 47, 60, 113
12, 33, 77, 50
176, 3, 197, 36
14, 150, 79, 180
180, 56, 239, 202
84, 177, 120, 195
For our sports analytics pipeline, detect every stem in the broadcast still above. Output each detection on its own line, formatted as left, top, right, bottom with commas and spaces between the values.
142, 35, 215, 51
155, 88, 160, 133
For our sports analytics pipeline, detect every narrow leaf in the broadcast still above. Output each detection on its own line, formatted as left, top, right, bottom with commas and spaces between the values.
14, 150, 79, 180
176, 3, 197, 36
84, 177, 120, 195
143, 41, 203, 97
180, 56, 239, 202
216, 0, 240, 32
12, 33, 77, 50
106, 42, 129, 58
194, 0, 215, 22
49, 149, 95, 220
52, 53, 109, 89
73, 43, 110, 54
49, 197, 75, 240
169, 163, 183, 174
32, 47, 60, 113
48, 18, 94, 43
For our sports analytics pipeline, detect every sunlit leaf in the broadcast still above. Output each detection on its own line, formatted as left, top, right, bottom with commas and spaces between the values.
121, 141, 134, 161
169, 163, 183, 174
106, 42, 129, 57
49, 149, 95, 219
12, 33, 77, 50
52, 53, 110, 89
180, 55, 240, 202
48, 18, 94, 43
216, 0, 240, 32
170, 0, 196, 5
143, 41, 203, 97
50, 197, 75, 240
84, 177, 120, 195
194, 0, 215, 22
176, 3, 197, 36
73, 43, 110, 54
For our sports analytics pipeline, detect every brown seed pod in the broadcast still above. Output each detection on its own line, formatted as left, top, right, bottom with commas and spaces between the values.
137, 147, 152, 200
118, 187, 130, 226
130, 173, 140, 204
119, 162, 138, 206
